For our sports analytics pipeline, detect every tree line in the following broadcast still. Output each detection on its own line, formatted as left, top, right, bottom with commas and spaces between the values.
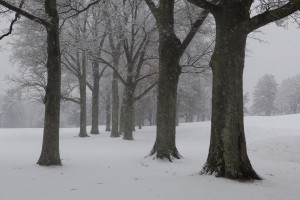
0, 0, 300, 180
250, 74, 300, 116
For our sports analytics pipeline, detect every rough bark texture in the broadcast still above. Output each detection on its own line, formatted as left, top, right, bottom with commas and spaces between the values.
37, 0, 61, 166
122, 84, 134, 140
111, 71, 120, 137
201, 4, 260, 180
78, 51, 88, 137
149, 27, 182, 160
90, 61, 100, 134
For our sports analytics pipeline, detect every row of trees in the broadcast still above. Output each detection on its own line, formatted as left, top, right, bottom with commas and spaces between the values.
1, 0, 300, 180
251, 74, 300, 116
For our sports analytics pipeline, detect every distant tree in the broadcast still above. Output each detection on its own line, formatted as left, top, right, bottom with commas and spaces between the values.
275, 75, 300, 114
0, 89, 25, 128
252, 74, 277, 116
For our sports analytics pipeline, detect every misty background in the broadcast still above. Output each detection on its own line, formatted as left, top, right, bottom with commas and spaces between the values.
1, 22, 299, 99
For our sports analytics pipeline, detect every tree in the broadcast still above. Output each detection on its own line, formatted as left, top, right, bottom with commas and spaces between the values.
252, 74, 277, 116
0, 0, 101, 166
187, 0, 300, 179
144, 0, 210, 161
275, 75, 300, 114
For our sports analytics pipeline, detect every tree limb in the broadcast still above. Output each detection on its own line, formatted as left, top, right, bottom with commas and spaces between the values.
242, 0, 300, 33
179, 9, 209, 57
0, 0, 25, 40
0, 0, 51, 27
133, 81, 157, 102
186, 0, 220, 13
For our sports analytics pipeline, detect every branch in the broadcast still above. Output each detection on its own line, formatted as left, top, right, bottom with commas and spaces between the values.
186, 0, 220, 13
89, 54, 128, 85
0, 0, 25, 40
144, 0, 158, 17
134, 72, 158, 85
242, 0, 300, 33
133, 81, 158, 102
179, 9, 209, 57
0, 0, 51, 27
61, 96, 80, 104
60, 0, 102, 29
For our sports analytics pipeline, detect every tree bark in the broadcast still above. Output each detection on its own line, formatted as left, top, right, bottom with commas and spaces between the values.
90, 61, 100, 134
122, 87, 134, 140
149, 32, 182, 161
78, 51, 88, 137
105, 92, 111, 132
202, 9, 260, 180
111, 71, 120, 137
37, 0, 61, 166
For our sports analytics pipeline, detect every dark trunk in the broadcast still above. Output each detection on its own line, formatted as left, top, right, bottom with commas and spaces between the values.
37, 0, 61, 166
122, 65, 134, 139
90, 61, 100, 134
132, 107, 136, 131
122, 90, 134, 140
119, 103, 125, 134
78, 51, 88, 137
105, 92, 111, 132
111, 71, 120, 137
138, 107, 142, 129
176, 97, 180, 126
149, 33, 181, 161
202, 8, 260, 180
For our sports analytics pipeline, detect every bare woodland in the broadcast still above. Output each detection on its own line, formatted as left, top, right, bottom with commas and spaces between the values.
0, 0, 300, 181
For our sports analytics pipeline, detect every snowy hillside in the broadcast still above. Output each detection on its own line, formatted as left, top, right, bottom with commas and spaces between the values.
0, 115, 300, 200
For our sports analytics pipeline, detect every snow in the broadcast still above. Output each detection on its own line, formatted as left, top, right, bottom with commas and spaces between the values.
1, 115, 300, 200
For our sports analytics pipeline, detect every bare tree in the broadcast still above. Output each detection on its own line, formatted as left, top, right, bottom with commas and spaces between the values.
0, 0, 101, 165
144, 0, 210, 161
187, 0, 300, 180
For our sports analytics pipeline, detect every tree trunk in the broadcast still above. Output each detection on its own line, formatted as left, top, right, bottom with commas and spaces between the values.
176, 97, 180, 126
202, 11, 260, 180
90, 61, 100, 134
78, 51, 88, 137
111, 71, 120, 137
122, 90, 134, 140
37, 0, 61, 166
105, 92, 111, 132
138, 113, 142, 129
132, 106, 136, 131
149, 33, 181, 161
119, 99, 125, 134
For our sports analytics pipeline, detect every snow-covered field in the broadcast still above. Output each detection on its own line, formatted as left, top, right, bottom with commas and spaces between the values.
1, 115, 300, 200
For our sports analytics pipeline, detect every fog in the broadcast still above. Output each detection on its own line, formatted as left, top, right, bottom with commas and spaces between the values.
1, 22, 299, 98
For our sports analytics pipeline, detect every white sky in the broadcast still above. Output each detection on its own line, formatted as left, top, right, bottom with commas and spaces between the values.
0, 20, 300, 100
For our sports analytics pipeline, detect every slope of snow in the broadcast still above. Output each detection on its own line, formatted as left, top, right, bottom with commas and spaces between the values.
1, 115, 300, 200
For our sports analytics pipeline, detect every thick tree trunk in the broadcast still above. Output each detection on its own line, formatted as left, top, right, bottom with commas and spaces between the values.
37, 0, 61, 166
132, 107, 136, 131
105, 93, 111, 132
149, 33, 182, 161
78, 51, 88, 137
111, 71, 120, 137
90, 61, 100, 134
202, 11, 260, 180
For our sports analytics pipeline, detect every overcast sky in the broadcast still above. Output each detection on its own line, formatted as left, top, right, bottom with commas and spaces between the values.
0, 21, 299, 100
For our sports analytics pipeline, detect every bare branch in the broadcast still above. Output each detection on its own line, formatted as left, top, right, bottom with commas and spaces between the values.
0, 0, 51, 27
242, 0, 300, 33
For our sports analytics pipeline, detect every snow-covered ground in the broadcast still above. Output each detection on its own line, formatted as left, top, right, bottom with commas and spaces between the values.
1, 115, 300, 200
